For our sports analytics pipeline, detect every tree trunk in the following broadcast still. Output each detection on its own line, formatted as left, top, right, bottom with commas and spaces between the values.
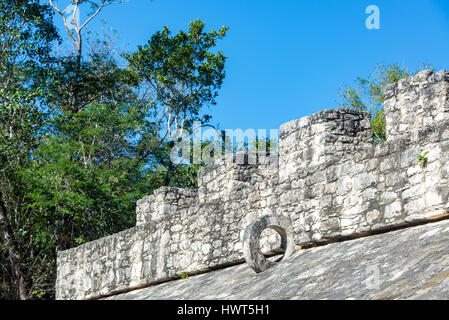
0, 197, 28, 300
164, 141, 176, 186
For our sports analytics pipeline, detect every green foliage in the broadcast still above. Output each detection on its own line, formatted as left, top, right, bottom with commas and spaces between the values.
0, 0, 59, 300
339, 63, 435, 145
416, 151, 429, 168
0, 2, 228, 300
125, 19, 228, 135
247, 136, 277, 153
180, 272, 189, 280
339, 64, 409, 144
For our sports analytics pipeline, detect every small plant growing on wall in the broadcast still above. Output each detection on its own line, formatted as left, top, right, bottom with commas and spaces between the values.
180, 272, 189, 280
416, 151, 429, 168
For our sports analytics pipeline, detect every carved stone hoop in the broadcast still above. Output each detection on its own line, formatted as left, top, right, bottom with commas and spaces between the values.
242, 214, 295, 273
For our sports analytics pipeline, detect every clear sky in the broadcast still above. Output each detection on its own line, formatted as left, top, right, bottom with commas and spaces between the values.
55, 0, 449, 132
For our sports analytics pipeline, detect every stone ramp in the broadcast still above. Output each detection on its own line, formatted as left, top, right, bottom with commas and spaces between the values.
105, 219, 449, 300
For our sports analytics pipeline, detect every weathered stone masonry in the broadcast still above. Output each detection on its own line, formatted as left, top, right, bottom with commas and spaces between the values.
56, 69, 449, 300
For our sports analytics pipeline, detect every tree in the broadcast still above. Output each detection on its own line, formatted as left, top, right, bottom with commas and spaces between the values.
49, 0, 125, 63
1, 0, 228, 298
339, 63, 435, 144
0, 0, 58, 299
48, 0, 128, 115
125, 20, 228, 159
30, 18, 229, 243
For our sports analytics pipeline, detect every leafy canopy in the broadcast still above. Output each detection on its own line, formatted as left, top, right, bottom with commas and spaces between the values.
0, 2, 228, 299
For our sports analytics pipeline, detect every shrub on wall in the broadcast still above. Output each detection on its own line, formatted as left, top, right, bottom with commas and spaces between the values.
339, 63, 435, 145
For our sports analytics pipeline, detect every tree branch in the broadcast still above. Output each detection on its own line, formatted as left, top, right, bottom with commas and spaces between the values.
0, 195, 28, 299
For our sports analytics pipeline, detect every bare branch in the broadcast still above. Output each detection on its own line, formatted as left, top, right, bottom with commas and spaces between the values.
48, 1, 78, 46
79, 1, 105, 31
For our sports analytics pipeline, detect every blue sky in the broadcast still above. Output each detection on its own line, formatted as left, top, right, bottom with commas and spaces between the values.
55, 0, 449, 131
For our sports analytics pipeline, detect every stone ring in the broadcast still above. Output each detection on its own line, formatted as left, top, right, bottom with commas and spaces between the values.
242, 214, 296, 273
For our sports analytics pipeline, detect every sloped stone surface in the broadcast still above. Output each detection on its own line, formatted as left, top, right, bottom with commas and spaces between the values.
105, 219, 449, 300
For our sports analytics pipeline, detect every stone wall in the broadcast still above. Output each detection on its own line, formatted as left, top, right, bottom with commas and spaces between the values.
56, 70, 449, 300
56, 153, 281, 299
384, 69, 449, 140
